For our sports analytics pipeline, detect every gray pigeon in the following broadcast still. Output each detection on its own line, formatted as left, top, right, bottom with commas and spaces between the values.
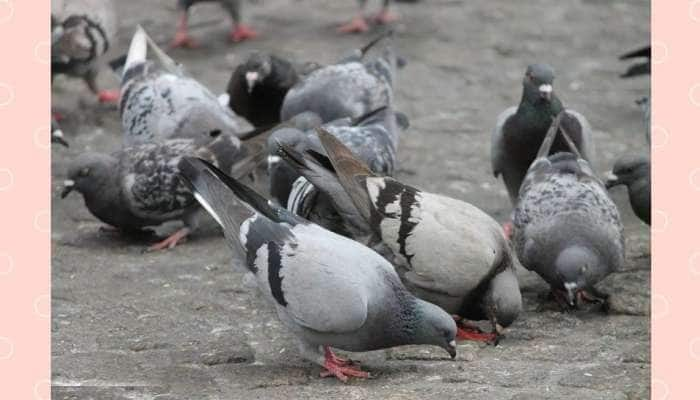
512, 113, 624, 308
178, 157, 457, 381
61, 132, 262, 251
225, 52, 303, 128
338, 1, 398, 33
171, 0, 257, 48
51, 0, 120, 103
277, 128, 522, 343
605, 155, 650, 225
270, 105, 407, 215
120, 26, 243, 146
492, 64, 595, 208
280, 31, 397, 124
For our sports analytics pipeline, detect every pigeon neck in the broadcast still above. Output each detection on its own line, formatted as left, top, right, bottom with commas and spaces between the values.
517, 92, 564, 120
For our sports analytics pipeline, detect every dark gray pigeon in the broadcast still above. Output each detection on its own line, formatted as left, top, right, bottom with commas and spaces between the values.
171, 0, 257, 48
120, 26, 243, 146
178, 157, 457, 382
51, 0, 120, 103
338, 1, 398, 33
225, 52, 303, 128
619, 45, 651, 78
277, 128, 522, 343
512, 113, 624, 308
280, 31, 397, 124
61, 132, 262, 251
605, 155, 650, 225
492, 64, 595, 208
269, 105, 407, 216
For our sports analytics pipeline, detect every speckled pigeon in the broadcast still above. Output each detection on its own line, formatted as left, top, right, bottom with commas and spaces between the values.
280, 31, 398, 124
51, 0, 120, 103
512, 113, 624, 308
171, 0, 257, 49
61, 132, 263, 251
120, 26, 243, 146
277, 128, 523, 343
605, 154, 650, 225
492, 64, 595, 209
178, 157, 457, 382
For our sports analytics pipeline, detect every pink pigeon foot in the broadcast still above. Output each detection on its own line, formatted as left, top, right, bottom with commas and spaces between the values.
230, 24, 258, 42
319, 347, 369, 382
337, 16, 370, 33
147, 227, 190, 252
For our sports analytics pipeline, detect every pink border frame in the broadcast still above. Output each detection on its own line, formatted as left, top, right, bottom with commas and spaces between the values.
2, 0, 699, 398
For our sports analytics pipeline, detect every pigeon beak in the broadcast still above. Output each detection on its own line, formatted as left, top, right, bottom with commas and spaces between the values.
604, 171, 619, 189
446, 340, 457, 359
51, 129, 69, 147
61, 180, 75, 198
245, 71, 259, 93
539, 84, 553, 101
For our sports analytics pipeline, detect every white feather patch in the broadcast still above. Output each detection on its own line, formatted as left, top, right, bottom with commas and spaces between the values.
365, 177, 387, 205
287, 177, 315, 215
193, 192, 223, 227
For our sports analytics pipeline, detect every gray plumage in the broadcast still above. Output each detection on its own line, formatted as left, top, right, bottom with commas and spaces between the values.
120, 26, 242, 146
51, 0, 116, 93
280, 32, 397, 123
279, 129, 522, 336
512, 114, 624, 307
492, 64, 595, 205
605, 155, 650, 225
61, 133, 251, 236
178, 157, 457, 381
178, 0, 242, 23
51, 118, 69, 147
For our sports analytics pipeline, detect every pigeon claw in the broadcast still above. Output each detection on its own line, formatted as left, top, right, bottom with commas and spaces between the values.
170, 31, 200, 49
147, 227, 190, 252
337, 16, 370, 34
97, 89, 120, 103
373, 10, 399, 25
230, 25, 258, 42
320, 347, 368, 382
456, 326, 499, 345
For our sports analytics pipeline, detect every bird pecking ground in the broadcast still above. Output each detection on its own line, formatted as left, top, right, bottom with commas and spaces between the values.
51, 0, 650, 399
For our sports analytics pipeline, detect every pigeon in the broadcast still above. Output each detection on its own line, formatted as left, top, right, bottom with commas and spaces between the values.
171, 0, 257, 48
619, 45, 651, 78
120, 26, 243, 146
269, 105, 407, 216
225, 52, 302, 128
51, 0, 120, 103
178, 157, 457, 381
512, 113, 624, 308
605, 155, 650, 225
338, 1, 398, 33
492, 64, 595, 210
60, 132, 263, 251
280, 31, 397, 124
51, 118, 69, 147
277, 128, 523, 343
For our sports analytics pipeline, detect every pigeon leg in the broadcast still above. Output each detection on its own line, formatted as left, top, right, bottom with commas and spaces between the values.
319, 346, 369, 382
455, 319, 498, 344
337, 15, 370, 33
147, 227, 190, 251
502, 221, 514, 239
230, 24, 258, 42
171, 11, 199, 49
373, 1, 399, 24
97, 89, 120, 103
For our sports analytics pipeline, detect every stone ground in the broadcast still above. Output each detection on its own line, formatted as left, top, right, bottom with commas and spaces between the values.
51, 0, 650, 399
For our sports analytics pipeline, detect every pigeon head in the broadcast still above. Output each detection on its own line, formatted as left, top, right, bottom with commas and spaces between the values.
484, 268, 522, 331
606, 155, 649, 189
522, 64, 556, 103
62, 152, 117, 199
554, 245, 601, 306
241, 52, 273, 93
410, 299, 458, 359
54, 17, 92, 61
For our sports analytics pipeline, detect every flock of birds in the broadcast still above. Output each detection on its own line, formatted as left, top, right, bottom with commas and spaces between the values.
51, 0, 651, 383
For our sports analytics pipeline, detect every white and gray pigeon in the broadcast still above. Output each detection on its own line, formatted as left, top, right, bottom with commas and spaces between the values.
269, 105, 407, 219
492, 64, 595, 208
338, 0, 398, 33
120, 26, 243, 146
178, 157, 457, 382
280, 31, 398, 124
605, 155, 650, 225
60, 132, 263, 251
512, 113, 625, 308
51, 0, 120, 103
277, 128, 523, 343
171, 0, 257, 48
